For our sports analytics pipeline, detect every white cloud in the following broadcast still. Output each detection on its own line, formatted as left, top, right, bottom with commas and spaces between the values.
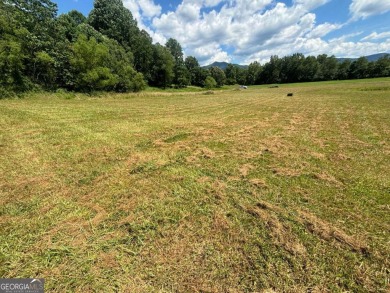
123, 0, 161, 23
362, 31, 390, 41
204, 0, 224, 7
176, 2, 201, 22
125, 0, 389, 65
187, 42, 231, 64
294, 0, 331, 11
138, 0, 162, 18
350, 0, 390, 20
306, 22, 343, 38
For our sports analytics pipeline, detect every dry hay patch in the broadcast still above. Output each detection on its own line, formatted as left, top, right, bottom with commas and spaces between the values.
212, 210, 230, 231
312, 172, 343, 186
40, 196, 110, 248
41, 216, 90, 247
210, 180, 227, 200
249, 178, 268, 189
186, 147, 216, 163
329, 152, 351, 161
95, 251, 119, 270
310, 151, 326, 160
82, 202, 109, 227
227, 125, 256, 140
272, 166, 302, 177
239, 164, 255, 177
246, 201, 306, 256
194, 127, 217, 139
298, 210, 368, 255
260, 137, 290, 158
196, 176, 212, 184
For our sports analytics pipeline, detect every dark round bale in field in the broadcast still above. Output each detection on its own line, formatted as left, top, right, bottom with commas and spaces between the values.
287, 93, 293, 96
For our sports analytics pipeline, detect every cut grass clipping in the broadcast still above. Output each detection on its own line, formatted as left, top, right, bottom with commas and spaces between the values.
0, 78, 389, 292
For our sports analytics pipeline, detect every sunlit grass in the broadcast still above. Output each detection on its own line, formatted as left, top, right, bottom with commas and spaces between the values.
0, 78, 389, 292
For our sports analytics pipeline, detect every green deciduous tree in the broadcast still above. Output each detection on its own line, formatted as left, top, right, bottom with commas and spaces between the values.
57, 10, 86, 42
246, 61, 262, 85
315, 54, 338, 80
371, 56, 390, 77
166, 38, 184, 63
70, 34, 116, 91
150, 44, 175, 88
209, 66, 226, 87
260, 55, 281, 84
88, 0, 137, 48
0, 5, 30, 95
224, 64, 238, 85
349, 57, 369, 79
204, 76, 217, 89
165, 38, 189, 88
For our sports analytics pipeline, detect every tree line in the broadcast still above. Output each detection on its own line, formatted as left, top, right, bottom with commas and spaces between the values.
0, 0, 189, 96
222, 53, 390, 86
1, 0, 389, 97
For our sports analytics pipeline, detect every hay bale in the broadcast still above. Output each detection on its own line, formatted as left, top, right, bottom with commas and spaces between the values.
287, 93, 293, 97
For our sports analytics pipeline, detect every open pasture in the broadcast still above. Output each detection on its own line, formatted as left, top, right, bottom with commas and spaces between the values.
0, 79, 389, 292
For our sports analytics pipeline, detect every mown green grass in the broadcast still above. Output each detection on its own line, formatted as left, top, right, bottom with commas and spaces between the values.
0, 78, 389, 292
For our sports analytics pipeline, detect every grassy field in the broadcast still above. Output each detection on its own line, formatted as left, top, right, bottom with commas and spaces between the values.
0, 79, 389, 292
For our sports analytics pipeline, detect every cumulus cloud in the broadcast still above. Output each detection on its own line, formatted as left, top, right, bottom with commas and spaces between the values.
125, 0, 389, 65
361, 31, 390, 41
306, 22, 343, 38
294, 0, 331, 11
123, 0, 161, 23
349, 0, 390, 20
187, 42, 232, 64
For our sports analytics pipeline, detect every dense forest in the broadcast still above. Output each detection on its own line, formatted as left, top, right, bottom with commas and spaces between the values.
1, 0, 390, 97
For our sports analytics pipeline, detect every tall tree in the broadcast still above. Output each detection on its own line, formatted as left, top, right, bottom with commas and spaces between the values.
209, 66, 226, 87
132, 30, 154, 81
185, 56, 199, 85
246, 61, 262, 85
88, 0, 138, 49
70, 34, 116, 91
0, 6, 28, 95
349, 57, 369, 79
236, 67, 248, 85
2, 0, 60, 89
316, 54, 338, 80
165, 38, 189, 87
260, 55, 281, 84
336, 60, 351, 80
301, 56, 319, 81
225, 64, 237, 85
150, 44, 174, 88
165, 38, 184, 63
371, 56, 390, 77
57, 10, 86, 42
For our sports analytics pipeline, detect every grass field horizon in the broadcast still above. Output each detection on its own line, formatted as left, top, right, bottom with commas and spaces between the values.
1, 78, 389, 292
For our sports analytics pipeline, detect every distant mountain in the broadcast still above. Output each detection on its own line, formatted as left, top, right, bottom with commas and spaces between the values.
203, 61, 248, 70
336, 53, 389, 62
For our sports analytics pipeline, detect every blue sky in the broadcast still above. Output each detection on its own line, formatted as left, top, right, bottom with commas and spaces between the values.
55, 0, 390, 65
